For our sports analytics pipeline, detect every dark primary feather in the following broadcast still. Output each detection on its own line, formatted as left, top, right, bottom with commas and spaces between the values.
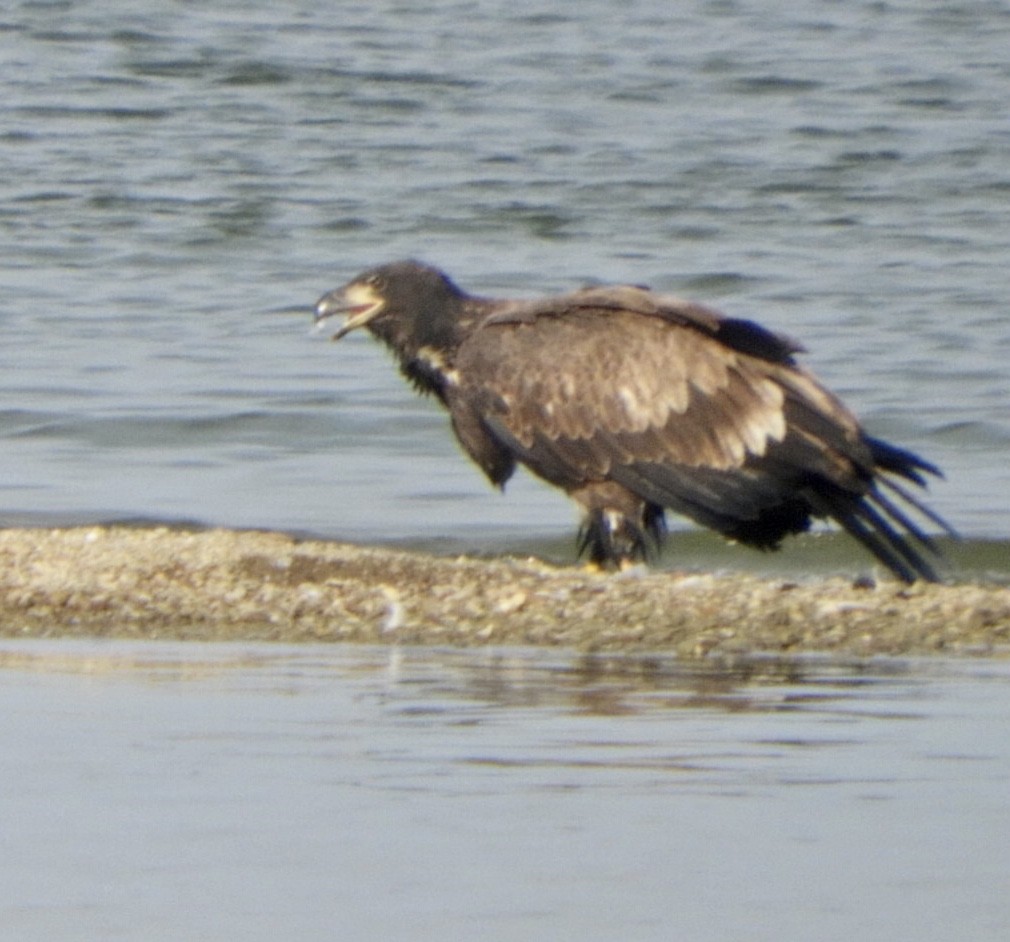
316, 261, 954, 582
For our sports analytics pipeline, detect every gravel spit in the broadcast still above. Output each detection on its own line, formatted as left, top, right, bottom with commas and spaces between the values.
1, 526, 1008, 657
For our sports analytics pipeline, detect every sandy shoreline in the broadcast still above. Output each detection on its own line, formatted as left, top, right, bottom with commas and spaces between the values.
0, 525, 1008, 657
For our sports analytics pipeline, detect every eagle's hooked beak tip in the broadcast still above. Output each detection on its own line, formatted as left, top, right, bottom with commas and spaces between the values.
313, 292, 353, 341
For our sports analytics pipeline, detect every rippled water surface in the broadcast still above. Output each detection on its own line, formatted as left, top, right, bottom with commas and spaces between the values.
2, 641, 1009, 941
2, 1, 1009, 573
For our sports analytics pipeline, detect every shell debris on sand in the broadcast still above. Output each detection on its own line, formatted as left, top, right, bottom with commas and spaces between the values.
0, 526, 1009, 656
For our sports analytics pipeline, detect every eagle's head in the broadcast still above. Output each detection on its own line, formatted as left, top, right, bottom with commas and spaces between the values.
314, 261, 468, 352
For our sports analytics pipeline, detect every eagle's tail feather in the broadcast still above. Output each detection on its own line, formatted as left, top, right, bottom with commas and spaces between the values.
805, 482, 944, 584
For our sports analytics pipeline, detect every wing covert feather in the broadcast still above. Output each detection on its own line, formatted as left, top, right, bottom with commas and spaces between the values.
456, 308, 790, 475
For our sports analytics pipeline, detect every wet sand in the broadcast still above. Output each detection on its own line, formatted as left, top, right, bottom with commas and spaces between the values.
1, 525, 1008, 657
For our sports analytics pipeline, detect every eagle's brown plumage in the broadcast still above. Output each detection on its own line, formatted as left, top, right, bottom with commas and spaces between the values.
314, 260, 954, 582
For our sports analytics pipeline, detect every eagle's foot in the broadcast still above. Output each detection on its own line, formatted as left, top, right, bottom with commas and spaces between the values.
577, 503, 665, 570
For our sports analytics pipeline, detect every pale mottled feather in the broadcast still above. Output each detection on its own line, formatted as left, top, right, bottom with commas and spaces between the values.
458, 305, 788, 475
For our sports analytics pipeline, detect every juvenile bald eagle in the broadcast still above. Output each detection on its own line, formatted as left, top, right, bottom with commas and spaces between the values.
315, 260, 953, 582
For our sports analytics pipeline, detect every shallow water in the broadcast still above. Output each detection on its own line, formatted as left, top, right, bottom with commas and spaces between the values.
1, 640, 1008, 941
2, 1, 1009, 575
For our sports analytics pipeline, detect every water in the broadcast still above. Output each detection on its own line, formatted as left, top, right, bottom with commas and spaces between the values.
5, 11, 1008, 935
2, 1, 1009, 573
1, 640, 1008, 941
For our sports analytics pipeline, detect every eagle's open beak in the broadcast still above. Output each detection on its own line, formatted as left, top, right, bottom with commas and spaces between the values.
314, 284, 383, 340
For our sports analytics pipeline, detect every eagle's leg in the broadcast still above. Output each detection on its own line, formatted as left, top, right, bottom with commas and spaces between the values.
571, 483, 665, 569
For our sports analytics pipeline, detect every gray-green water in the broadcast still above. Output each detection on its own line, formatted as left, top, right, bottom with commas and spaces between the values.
2, 641, 1009, 941
2, 0, 1009, 576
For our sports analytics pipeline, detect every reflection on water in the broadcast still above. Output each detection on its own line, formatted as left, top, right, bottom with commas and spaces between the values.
0, 638, 920, 716
1, 640, 1008, 941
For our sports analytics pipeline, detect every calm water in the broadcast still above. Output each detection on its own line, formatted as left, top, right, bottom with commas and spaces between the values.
1, 0, 1008, 575
1, 640, 1009, 941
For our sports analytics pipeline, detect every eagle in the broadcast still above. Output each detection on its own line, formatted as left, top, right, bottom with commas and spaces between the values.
314, 260, 954, 582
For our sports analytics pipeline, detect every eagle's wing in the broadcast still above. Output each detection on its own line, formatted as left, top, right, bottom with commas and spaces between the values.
459, 292, 861, 485
453, 289, 944, 577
